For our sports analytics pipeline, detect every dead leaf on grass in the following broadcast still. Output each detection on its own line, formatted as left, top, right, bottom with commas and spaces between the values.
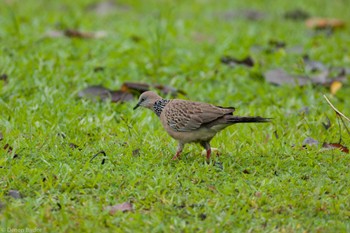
45, 29, 107, 39
221, 56, 254, 67
78, 85, 133, 103
105, 202, 133, 215
330, 81, 342, 95
121, 82, 186, 97
306, 18, 345, 30
8, 190, 21, 199
322, 142, 349, 153
264, 67, 347, 87
109, 90, 134, 102
264, 69, 309, 86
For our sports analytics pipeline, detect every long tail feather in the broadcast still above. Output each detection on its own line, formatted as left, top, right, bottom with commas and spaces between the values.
228, 116, 271, 123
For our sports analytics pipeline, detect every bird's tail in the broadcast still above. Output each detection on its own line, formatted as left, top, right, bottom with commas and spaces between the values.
227, 116, 271, 123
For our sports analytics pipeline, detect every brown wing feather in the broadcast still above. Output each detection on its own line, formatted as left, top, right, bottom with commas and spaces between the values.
164, 100, 235, 132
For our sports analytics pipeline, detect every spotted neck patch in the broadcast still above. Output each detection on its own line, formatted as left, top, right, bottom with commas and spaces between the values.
153, 99, 169, 116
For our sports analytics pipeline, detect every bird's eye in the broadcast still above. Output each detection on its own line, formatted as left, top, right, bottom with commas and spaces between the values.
141, 97, 145, 102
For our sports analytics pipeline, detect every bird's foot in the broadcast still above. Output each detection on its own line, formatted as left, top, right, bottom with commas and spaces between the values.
206, 148, 211, 161
172, 151, 182, 160
201, 148, 219, 159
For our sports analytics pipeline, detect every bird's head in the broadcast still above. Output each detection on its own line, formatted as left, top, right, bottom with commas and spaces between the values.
133, 91, 162, 110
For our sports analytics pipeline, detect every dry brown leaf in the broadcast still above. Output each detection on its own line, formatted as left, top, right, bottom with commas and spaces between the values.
78, 85, 134, 103
121, 82, 185, 97
221, 56, 254, 67
330, 81, 342, 95
8, 190, 21, 199
306, 18, 345, 30
264, 69, 309, 86
322, 142, 349, 153
105, 202, 133, 215
45, 29, 107, 39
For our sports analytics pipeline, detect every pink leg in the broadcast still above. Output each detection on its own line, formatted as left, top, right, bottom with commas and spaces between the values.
172, 150, 182, 160
200, 141, 212, 161
172, 143, 184, 160
206, 148, 211, 161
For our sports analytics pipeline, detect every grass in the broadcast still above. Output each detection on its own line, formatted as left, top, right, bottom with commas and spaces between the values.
1, 0, 350, 232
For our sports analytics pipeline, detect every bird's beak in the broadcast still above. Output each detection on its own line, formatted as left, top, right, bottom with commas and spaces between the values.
133, 103, 140, 110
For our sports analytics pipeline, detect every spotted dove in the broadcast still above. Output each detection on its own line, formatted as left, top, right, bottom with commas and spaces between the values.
133, 91, 270, 160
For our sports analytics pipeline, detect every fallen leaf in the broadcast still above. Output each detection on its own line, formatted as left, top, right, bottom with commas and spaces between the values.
302, 137, 319, 146
264, 69, 309, 86
78, 85, 134, 103
45, 29, 107, 39
121, 82, 150, 94
64, 29, 107, 39
109, 90, 134, 103
322, 142, 349, 153
8, 190, 21, 199
303, 55, 328, 72
330, 81, 342, 95
78, 85, 112, 100
306, 18, 345, 30
284, 9, 310, 21
264, 67, 346, 87
105, 202, 133, 215
121, 82, 185, 97
221, 56, 254, 67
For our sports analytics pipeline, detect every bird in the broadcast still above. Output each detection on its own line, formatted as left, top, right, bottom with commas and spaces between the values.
133, 91, 270, 161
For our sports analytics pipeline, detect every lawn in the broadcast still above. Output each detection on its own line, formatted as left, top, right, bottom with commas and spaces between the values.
1, 0, 350, 232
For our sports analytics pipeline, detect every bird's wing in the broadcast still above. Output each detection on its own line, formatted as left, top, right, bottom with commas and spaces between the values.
164, 100, 235, 132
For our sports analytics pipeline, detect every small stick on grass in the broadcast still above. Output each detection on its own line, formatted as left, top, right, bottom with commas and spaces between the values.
323, 95, 350, 122
323, 94, 350, 137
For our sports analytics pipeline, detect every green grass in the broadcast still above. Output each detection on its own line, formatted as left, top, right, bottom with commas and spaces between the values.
1, 0, 350, 232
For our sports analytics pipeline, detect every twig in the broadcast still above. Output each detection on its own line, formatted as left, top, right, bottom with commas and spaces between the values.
323, 95, 350, 122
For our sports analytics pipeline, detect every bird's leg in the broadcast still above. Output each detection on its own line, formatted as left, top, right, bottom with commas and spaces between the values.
200, 141, 211, 161
172, 143, 184, 160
